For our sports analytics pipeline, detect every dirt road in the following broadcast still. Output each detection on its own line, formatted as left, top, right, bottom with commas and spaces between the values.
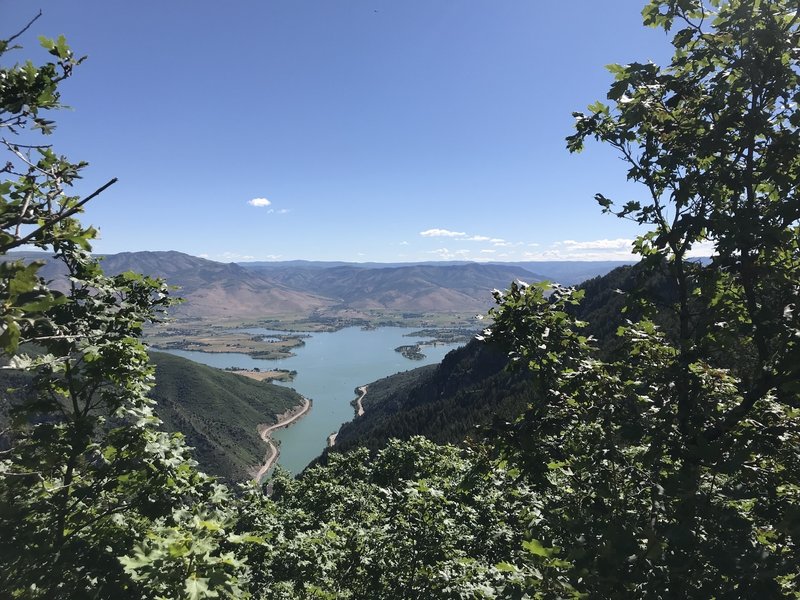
254, 397, 311, 483
354, 385, 367, 417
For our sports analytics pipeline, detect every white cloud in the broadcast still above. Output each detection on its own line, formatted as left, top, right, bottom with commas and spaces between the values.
218, 251, 256, 261
558, 238, 634, 250
399, 241, 410, 246
420, 229, 510, 245
249, 198, 291, 214
520, 237, 714, 260
686, 239, 715, 257
427, 248, 471, 260
420, 228, 466, 238
508, 237, 638, 260
414, 232, 666, 261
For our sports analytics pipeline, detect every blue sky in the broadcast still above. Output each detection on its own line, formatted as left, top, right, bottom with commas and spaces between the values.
5, 1, 683, 262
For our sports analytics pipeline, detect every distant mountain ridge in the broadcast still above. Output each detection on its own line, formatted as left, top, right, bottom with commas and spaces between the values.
241, 259, 633, 285
5, 251, 334, 320
100, 251, 333, 319
247, 263, 543, 312
5, 251, 632, 320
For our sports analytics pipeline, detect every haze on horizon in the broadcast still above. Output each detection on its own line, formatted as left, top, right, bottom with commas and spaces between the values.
3, 1, 706, 263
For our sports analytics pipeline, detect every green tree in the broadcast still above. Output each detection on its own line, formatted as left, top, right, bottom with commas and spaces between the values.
0, 17, 249, 598
567, 0, 800, 424
486, 0, 800, 596
239, 437, 572, 599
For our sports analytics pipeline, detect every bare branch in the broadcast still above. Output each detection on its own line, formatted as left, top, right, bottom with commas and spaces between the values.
4, 10, 42, 46
0, 177, 118, 253
5, 143, 53, 150
62, 502, 133, 543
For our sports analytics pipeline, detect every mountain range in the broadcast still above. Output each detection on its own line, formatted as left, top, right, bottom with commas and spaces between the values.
6, 251, 633, 321
0, 258, 653, 480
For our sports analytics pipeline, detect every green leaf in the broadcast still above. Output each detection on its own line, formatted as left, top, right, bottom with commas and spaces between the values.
185, 574, 210, 600
523, 539, 554, 557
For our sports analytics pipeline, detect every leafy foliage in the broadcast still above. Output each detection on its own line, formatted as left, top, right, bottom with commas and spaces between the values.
325, 261, 678, 457
240, 437, 575, 599
485, 0, 800, 595
0, 18, 247, 598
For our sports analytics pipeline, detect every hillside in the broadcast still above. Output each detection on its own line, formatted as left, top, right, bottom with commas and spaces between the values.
325, 339, 530, 457
324, 262, 665, 456
100, 252, 335, 320
148, 351, 304, 479
4, 251, 633, 323
241, 259, 635, 286
249, 263, 544, 311
5, 251, 559, 319
0, 351, 303, 480
3, 251, 334, 320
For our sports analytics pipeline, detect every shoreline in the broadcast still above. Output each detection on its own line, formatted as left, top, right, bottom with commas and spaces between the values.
149, 323, 475, 360
328, 386, 368, 449
253, 397, 312, 483
229, 368, 296, 382
151, 345, 300, 360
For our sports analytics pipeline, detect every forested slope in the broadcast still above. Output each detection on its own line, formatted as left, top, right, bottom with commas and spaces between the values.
148, 352, 303, 480
0, 352, 302, 480
326, 261, 669, 456
327, 340, 529, 456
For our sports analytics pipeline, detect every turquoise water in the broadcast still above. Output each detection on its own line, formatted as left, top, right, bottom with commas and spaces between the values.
159, 327, 461, 473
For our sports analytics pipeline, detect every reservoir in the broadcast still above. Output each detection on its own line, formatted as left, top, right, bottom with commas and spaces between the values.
160, 326, 462, 473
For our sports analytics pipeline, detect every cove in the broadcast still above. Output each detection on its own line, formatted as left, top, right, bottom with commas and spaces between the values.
159, 326, 462, 473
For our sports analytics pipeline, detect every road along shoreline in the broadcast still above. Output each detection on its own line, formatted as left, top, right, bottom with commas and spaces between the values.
328, 385, 369, 448
253, 397, 312, 483
353, 385, 367, 417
